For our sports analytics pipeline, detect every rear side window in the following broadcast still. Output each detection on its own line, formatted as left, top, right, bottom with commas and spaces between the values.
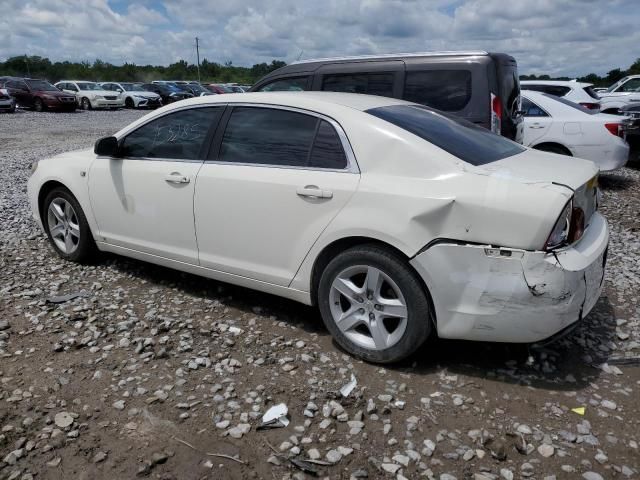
367, 104, 525, 165
219, 107, 348, 169
322, 73, 394, 97
521, 98, 549, 117
403, 70, 471, 111
121, 107, 222, 160
309, 121, 348, 169
220, 107, 317, 166
258, 77, 309, 92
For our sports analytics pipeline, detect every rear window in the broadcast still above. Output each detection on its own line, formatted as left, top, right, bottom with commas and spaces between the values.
582, 86, 600, 99
403, 70, 471, 111
522, 84, 571, 97
542, 93, 597, 114
366, 104, 525, 166
322, 73, 394, 97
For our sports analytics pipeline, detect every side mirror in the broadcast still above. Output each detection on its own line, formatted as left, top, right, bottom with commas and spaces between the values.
116, 88, 123, 93
94, 136, 120, 157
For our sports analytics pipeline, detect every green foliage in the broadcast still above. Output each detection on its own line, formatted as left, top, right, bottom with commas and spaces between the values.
521, 58, 640, 87
0, 55, 287, 85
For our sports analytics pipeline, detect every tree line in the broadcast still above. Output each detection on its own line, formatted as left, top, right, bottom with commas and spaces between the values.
520, 58, 640, 87
2, 55, 639, 87
0, 55, 287, 84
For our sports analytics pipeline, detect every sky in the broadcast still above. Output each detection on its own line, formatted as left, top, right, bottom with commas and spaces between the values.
0, 0, 638, 77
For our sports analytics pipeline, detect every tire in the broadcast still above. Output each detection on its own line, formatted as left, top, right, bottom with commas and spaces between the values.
43, 187, 97, 263
533, 144, 571, 156
34, 98, 44, 112
125, 97, 135, 109
317, 244, 432, 363
81, 97, 91, 110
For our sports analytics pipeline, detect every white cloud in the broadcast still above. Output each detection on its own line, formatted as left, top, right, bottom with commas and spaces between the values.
0, 0, 638, 77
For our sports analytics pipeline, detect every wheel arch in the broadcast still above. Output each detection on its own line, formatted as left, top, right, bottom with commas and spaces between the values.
308, 235, 437, 328
37, 180, 71, 225
531, 142, 573, 156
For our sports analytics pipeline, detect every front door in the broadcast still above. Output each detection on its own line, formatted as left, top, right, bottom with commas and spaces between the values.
194, 105, 360, 286
88, 106, 223, 264
521, 97, 552, 146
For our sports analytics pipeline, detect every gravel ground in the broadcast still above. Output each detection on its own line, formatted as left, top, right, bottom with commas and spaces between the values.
1, 109, 639, 480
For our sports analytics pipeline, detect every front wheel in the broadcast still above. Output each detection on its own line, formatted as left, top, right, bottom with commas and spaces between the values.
317, 245, 432, 363
81, 97, 91, 110
34, 98, 44, 112
43, 188, 97, 263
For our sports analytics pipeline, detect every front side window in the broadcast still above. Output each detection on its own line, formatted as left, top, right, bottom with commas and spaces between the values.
367, 104, 524, 166
219, 107, 348, 169
259, 77, 309, 92
620, 78, 640, 92
403, 70, 472, 111
121, 107, 222, 160
322, 73, 394, 97
521, 98, 549, 117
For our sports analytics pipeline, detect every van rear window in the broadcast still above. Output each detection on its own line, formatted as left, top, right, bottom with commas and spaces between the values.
367, 104, 525, 165
403, 70, 471, 111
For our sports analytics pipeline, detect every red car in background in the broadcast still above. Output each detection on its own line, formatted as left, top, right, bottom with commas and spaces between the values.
0, 77, 77, 112
204, 84, 235, 94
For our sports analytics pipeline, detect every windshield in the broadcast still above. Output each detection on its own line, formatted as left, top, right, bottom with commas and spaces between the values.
121, 83, 145, 92
77, 82, 101, 91
607, 79, 626, 92
542, 93, 597, 114
367, 104, 525, 166
190, 84, 207, 93
25, 80, 58, 91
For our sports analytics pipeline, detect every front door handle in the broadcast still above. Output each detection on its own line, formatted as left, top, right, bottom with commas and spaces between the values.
165, 172, 190, 184
528, 124, 545, 129
296, 185, 333, 199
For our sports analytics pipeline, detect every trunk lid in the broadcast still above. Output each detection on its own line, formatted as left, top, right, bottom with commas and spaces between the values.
476, 148, 600, 229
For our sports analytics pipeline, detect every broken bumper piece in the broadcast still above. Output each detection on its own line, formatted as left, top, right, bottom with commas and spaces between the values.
410, 212, 609, 343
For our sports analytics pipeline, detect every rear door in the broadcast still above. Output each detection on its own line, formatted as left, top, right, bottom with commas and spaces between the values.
314, 61, 403, 99
194, 105, 360, 286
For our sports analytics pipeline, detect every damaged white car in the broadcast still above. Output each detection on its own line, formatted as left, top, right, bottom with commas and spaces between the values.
27, 92, 609, 363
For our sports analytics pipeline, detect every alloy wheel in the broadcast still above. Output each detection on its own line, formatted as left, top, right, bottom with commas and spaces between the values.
329, 265, 408, 351
47, 198, 80, 254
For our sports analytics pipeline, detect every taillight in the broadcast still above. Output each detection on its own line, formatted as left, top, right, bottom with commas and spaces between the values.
604, 123, 624, 138
580, 102, 600, 110
491, 93, 502, 134
569, 206, 585, 243
545, 200, 572, 250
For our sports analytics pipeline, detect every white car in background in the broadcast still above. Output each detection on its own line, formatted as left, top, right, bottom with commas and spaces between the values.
55, 81, 125, 110
521, 80, 601, 111
27, 92, 608, 363
99, 82, 162, 109
597, 75, 640, 114
521, 91, 629, 171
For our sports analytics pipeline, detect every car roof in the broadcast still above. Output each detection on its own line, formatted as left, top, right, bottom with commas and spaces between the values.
291, 50, 489, 65
520, 80, 592, 88
57, 80, 97, 83
163, 91, 410, 112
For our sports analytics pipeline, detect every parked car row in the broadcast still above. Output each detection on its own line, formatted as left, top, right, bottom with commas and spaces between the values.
0, 77, 250, 112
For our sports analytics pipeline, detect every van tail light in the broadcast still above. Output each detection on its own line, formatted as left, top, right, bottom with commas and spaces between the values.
491, 93, 502, 134
580, 102, 600, 110
604, 123, 624, 138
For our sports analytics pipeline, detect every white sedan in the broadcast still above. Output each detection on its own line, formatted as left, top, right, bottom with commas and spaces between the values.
522, 91, 629, 171
27, 92, 608, 363
99, 82, 162, 109
55, 80, 125, 110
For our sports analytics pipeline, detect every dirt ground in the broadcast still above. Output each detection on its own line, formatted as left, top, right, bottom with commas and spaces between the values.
1, 109, 639, 480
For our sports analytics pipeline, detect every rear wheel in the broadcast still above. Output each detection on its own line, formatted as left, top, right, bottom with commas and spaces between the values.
317, 245, 432, 363
34, 98, 44, 112
81, 97, 91, 110
43, 188, 97, 263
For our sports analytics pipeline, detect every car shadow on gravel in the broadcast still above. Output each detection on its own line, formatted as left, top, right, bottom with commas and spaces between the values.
599, 172, 635, 190
390, 295, 618, 391
100, 252, 618, 392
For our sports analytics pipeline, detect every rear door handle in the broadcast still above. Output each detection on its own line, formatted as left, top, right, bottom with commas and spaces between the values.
528, 124, 545, 129
165, 172, 190, 184
296, 185, 333, 199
